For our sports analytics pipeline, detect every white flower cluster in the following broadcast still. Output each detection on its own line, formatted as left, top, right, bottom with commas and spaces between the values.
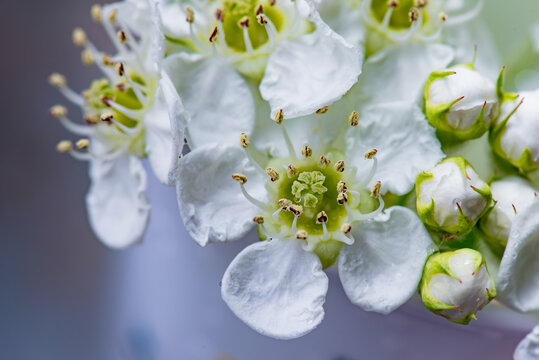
48, 0, 539, 340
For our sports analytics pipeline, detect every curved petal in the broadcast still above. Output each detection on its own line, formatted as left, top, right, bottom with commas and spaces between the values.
163, 53, 255, 150
260, 3, 362, 119
174, 143, 266, 247
86, 155, 151, 249
143, 72, 186, 185
338, 206, 435, 314
221, 238, 328, 339
514, 325, 539, 360
497, 199, 539, 312
346, 102, 444, 195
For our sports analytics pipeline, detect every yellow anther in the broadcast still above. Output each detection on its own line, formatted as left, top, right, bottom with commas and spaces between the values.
334, 160, 345, 172
349, 111, 359, 126
337, 192, 348, 205
76, 138, 90, 150
56, 140, 73, 153
301, 145, 312, 158
100, 112, 114, 123
296, 230, 308, 240
49, 105, 67, 118
209, 26, 219, 42
117, 30, 127, 44
341, 223, 352, 234
85, 114, 100, 125
278, 199, 293, 209
240, 133, 250, 148
316, 211, 328, 224
186, 7, 195, 23
108, 9, 117, 24
289, 204, 303, 216
274, 109, 284, 124
371, 181, 382, 199
253, 215, 264, 224
81, 49, 95, 66
101, 54, 115, 67
409, 7, 419, 22
266, 167, 280, 182
238, 16, 250, 27
287, 164, 298, 178
414, 0, 427, 8
364, 148, 378, 159
115, 63, 124, 76
255, 4, 264, 15
438, 12, 448, 22
232, 173, 248, 184
215, 8, 224, 22
315, 106, 329, 114
387, 0, 399, 8
72, 28, 87, 47
91, 4, 102, 23
49, 73, 67, 88
337, 181, 347, 193
318, 155, 331, 168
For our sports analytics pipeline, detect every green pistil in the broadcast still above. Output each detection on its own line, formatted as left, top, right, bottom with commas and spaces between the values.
291, 171, 328, 207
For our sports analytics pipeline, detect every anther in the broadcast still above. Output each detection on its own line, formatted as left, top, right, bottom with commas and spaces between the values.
81, 49, 95, 66
371, 181, 382, 198
115, 63, 124, 76
209, 26, 219, 43
315, 106, 329, 114
414, 0, 427, 8
232, 173, 248, 184
238, 16, 250, 28
215, 8, 224, 21
269, 0, 276, 5
288, 204, 303, 216
101, 55, 115, 67
257, 14, 268, 25
341, 223, 352, 234
337, 181, 347, 193
278, 199, 293, 209
49, 73, 67, 88
253, 215, 265, 224
91, 4, 102, 23
72, 28, 87, 47
117, 30, 127, 44
364, 148, 378, 159
438, 12, 448, 22
56, 140, 73, 153
287, 164, 298, 178
186, 7, 195, 23
100, 113, 114, 124
409, 8, 419, 22
266, 168, 280, 182
349, 111, 359, 126
296, 230, 308, 240
240, 133, 250, 148
108, 9, 117, 24
337, 192, 348, 205
318, 155, 331, 168
255, 4, 264, 15
334, 160, 345, 172
85, 114, 100, 125
274, 109, 284, 124
316, 211, 328, 224
76, 138, 90, 150
49, 105, 67, 118
302, 145, 312, 158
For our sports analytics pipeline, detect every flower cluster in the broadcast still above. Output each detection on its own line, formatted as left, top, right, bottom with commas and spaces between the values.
49, 0, 539, 340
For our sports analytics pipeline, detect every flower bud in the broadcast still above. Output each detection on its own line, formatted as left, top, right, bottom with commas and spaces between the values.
424, 65, 498, 140
479, 176, 537, 254
416, 157, 492, 236
490, 89, 539, 172
420, 248, 496, 324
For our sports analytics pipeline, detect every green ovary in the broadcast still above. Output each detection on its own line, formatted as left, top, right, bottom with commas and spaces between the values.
370, 0, 423, 29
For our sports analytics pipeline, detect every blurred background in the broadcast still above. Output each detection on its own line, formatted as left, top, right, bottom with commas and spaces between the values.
1, 1, 539, 359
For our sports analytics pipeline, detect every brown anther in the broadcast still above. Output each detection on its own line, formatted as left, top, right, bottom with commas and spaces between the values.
101, 96, 113, 107
115, 83, 127, 92
209, 26, 219, 43
341, 223, 352, 234
232, 173, 248, 184
301, 145, 312, 158
288, 204, 303, 216
438, 12, 447, 22
253, 215, 264, 224
49, 105, 67, 118
266, 167, 280, 182
91, 4, 102, 23
100, 113, 114, 123
72, 28, 87, 46
81, 49, 95, 66
287, 164, 298, 178
215, 8, 224, 22
364, 148, 378, 159
269, 0, 276, 5
238, 16, 250, 27
349, 110, 359, 126
334, 160, 345, 172
257, 14, 268, 25
255, 4, 264, 15
388, 0, 399, 7
409, 7, 419, 22
76, 138, 90, 150
337, 181, 347, 193
240, 133, 250, 148
186, 7, 195, 23
296, 230, 308, 240
274, 109, 284, 124
101, 54, 115, 67
278, 198, 293, 209
370, 181, 382, 198
56, 140, 73, 153
315, 106, 329, 114
115, 63, 125, 76
337, 192, 348, 205
414, 0, 427, 8
318, 155, 331, 168
85, 114, 100, 125
108, 9, 117, 24
316, 211, 328, 224
49, 73, 67, 88
117, 30, 127, 44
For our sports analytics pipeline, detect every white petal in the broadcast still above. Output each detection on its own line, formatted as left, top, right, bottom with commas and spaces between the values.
222, 238, 328, 339
163, 53, 255, 149
514, 325, 539, 360
497, 199, 539, 312
260, 4, 362, 119
86, 155, 150, 249
143, 73, 186, 185
338, 206, 435, 314
346, 102, 444, 195
174, 144, 266, 247
353, 43, 454, 105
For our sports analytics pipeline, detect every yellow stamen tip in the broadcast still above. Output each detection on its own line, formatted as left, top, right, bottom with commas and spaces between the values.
56, 140, 73, 153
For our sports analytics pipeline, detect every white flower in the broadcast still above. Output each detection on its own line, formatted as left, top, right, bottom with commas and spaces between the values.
416, 157, 492, 236
419, 248, 496, 324
514, 325, 539, 360
158, 0, 362, 151
479, 176, 538, 254
49, 0, 185, 248
424, 64, 498, 140
173, 101, 442, 338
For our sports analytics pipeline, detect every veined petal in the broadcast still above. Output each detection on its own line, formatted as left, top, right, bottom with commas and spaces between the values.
346, 102, 444, 195
222, 238, 328, 339
163, 53, 255, 150
174, 143, 266, 247
260, 2, 362, 119
497, 199, 539, 312
338, 206, 435, 314
86, 155, 150, 249
143, 72, 186, 185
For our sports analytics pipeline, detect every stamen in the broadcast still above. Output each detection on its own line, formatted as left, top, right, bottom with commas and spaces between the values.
318, 155, 331, 168
103, 98, 144, 121
438, 12, 448, 22
56, 140, 73, 153
253, 215, 264, 224
85, 114, 99, 125
238, 180, 268, 209
291, 214, 299, 233
100, 112, 140, 135
278, 199, 293, 209
414, 0, 427, 8
240, 133, 250, 148
49, 73, 84, 107
186, 7, 195, 23
381, 1, 397, 28
72, 28, 87, 47
287, 164, 298, 178
445, 0, 483, 26
108, 9, 117, 24
344, 202, 355, 223
232, 173, 248, 184
341, 223, 352, 235
316, 211, 328, 224
81, 49, 95, 66
209, 26, 219, 43
269, 0, 276, 5
315, 106, 329, 114
255, 4, 264, 15
274, 110, 297, 160
274, 109, 284, 124
337, 192, 348, 205
334, 160, 345, 172
337, 181, 347, 193
117, 30, 127, 44
362, 157, 378, 186
296, 230, 308, 240
409, 7, 420, 22
322, 222, 329, 240
349, 111, 359, 126
50, 106, 93, 136
238, 17, 253, 52
91, 4, 102, 23
116, 65, 147, 106
215, 9, 227, 45
266, 167, 280, 182
101, 54, 115, 67
288, 204, 303, 217
76, 138, 90, 150
49, 105, 67, 118
370, 181, 382, 198
290, 0, 300, 34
